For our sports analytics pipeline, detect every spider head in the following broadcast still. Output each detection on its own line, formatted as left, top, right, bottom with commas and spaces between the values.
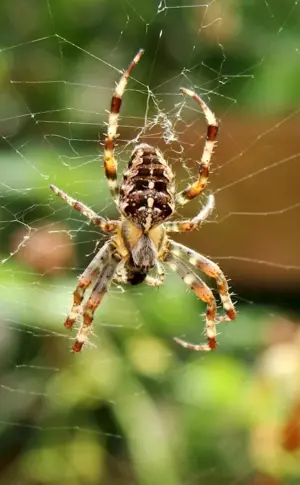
131, 234, 157, 271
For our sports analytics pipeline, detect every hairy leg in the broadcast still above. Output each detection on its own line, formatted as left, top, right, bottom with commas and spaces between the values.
169, 240, 236, 321
176, 89, 218, 206
145, 261, 165, 287
165, 194, 215, 233
104, 49, 144, 203
50, 184, 118, 233
166, 254, 218, 351
73, 253, 120, 352
64, 241, 115, 329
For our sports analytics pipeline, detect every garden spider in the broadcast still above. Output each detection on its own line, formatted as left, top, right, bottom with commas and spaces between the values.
50, 49, 236, 353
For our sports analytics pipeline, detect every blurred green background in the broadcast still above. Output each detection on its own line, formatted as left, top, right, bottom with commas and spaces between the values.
1, 1, 300, 484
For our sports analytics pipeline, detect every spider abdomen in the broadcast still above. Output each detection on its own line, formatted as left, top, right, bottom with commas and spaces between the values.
119, 143, 175, 231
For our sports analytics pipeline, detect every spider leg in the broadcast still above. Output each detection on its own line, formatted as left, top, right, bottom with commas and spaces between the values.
113, 261, 165, 287
166, 254, 218, 351
72, 251, 121, 352
64, 241, 115, 329
165, 194, 215, 233
50, 184, 118, 233
104, 49, 144, 204
176, 88, 218, 206
145, 261, 165, 287
169, 240, 236, 321
113, 261, 128, 285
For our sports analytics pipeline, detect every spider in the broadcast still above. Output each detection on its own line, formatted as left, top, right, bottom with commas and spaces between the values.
50, 49, 236, 353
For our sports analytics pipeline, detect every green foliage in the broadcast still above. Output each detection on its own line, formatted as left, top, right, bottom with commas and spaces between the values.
1, 1, 299, 483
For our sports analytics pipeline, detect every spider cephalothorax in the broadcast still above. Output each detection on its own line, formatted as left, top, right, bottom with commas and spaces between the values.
50, 49, 236, 353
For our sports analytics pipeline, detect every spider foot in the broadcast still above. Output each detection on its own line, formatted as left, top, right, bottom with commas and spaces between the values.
70, 312, 95, 352
64, 310, 81, 329
224, 306, 236, 321
215, 315, 230, 323
65, 319, 74, 329
174, 336, 216, 352
215, 308, 236, 323
72, 340, 84, 353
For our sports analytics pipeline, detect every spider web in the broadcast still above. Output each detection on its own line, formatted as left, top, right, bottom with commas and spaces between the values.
1, 1, 300, 484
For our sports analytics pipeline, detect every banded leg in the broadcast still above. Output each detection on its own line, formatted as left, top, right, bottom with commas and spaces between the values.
73, 253, 121, 352
64, 241, 114, 329
145, 261, 165, 287
176, 88, 218, 206
104, 49, 144, 203
169, 240, 236, 321
166, 254, 218, 351
50, 184, 118, 233
165, 194, 215, 233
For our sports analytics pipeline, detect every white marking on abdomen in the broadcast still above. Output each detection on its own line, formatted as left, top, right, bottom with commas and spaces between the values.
144, 212, 153, 232
147, 197, 154, 208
